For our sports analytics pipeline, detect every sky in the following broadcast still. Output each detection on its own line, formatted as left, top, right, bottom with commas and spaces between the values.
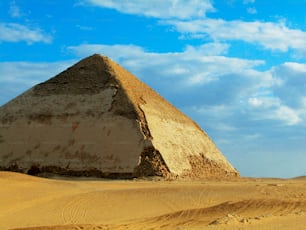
1, 0, 306, 178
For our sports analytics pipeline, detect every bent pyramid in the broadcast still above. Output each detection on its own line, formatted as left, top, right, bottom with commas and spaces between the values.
0, 54, 239, 178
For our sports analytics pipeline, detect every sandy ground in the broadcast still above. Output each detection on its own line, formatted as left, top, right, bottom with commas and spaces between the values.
0, 172, 305, 230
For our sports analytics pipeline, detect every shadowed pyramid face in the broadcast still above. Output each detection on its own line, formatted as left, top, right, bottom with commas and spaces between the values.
0, 54, 239, 179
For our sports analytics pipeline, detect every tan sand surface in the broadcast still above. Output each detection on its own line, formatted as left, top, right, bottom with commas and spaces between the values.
0, 172, 305, 230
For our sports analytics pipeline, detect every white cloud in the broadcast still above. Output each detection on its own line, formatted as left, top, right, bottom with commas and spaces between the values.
282, 62, 306, 73
165, 19, 306, 51
83, 0, 214, 19
184, 43, 229, 56
68, 42, 230, 59
248, 97, 263, 107
0, 61, 72, 85
0, 23, 52, 44
189, 104, 236, 121
271, 62, 306, 108
247, 96, 302, 125
0, 61, 73, 105
274, 106, 301, 125
81, 0, 306, 54
243, 61, 306, 126
67, 44, 145, 60
248, 97, 280, 108
9, 1, 22, 18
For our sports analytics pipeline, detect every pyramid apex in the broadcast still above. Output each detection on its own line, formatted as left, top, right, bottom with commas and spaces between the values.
83, 53, 107, 60
31, 54, 119, 96
80, 53, 112, 63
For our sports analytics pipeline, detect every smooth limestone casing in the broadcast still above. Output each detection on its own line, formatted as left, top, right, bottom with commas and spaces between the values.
140, 103, 235, 176
0, 88, 145, 174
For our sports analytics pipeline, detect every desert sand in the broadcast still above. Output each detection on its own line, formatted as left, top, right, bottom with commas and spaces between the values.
0, 172, 305, 230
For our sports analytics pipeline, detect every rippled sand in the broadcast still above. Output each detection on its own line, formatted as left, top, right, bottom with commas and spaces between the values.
1, 172, 305, 230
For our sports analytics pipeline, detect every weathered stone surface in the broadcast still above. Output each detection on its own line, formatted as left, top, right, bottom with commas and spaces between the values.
0, 54, 239, 178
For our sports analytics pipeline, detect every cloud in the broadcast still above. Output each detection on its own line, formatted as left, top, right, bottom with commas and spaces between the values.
81, 0, 306, 54
68, 42, 230, 59
271, 62, 306, 108
248, 97, 302, 126
183, 43, 229, 56
9, 1, 22, 18
248, 97, 280, 108
243, 62, 306, 126
0, 23, 52, 44
67, 44, 145, 60
0, 61, 73, 105
165, 19, 306, 51
274, 106, 301, 125
82, 0, 215, 19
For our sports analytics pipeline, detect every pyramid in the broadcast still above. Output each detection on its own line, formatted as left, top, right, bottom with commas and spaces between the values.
0, 54, 239, 178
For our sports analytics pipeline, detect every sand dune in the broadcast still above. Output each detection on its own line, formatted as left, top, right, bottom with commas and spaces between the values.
1, 172, 305, 229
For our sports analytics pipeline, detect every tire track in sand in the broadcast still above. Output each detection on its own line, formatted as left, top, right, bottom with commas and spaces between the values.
61, 194, 89, 224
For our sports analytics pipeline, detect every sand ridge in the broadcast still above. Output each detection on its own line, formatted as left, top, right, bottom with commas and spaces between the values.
0, 172, 305, 230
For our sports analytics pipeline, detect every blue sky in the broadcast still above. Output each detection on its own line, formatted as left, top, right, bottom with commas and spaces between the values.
1, 0, 306, 178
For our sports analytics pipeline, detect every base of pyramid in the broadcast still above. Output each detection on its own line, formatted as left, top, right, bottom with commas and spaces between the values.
0, 147, 171, 179
0, 149, 238, 179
